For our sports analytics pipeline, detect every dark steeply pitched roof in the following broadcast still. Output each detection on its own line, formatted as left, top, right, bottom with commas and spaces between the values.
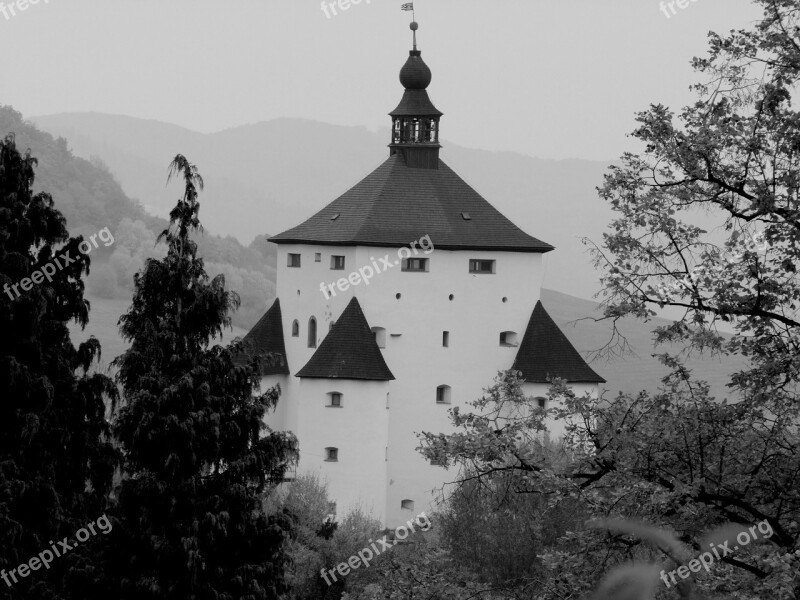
270, 154, 553, 253
390, 89, 442, 117
236, 298, 289, 375
297, 297, 394, 381
512, 301, 605, 384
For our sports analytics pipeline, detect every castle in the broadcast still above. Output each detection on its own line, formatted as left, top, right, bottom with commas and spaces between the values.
242, 22, 604, 528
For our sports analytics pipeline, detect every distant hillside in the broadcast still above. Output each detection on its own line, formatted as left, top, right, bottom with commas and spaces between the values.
539, 289, 743, 401
32, 112, 617, 303
66, 298, 249, 375
0, 106, 278, 329
18, 109, 745, 398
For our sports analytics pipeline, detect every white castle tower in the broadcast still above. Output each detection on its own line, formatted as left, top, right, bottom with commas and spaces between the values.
242, 22, 604, 528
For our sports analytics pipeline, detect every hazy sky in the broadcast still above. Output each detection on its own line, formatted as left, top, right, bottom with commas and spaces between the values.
1, 0, 760, 161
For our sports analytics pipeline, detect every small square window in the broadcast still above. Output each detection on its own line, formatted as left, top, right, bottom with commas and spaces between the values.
288, 253, 301, 268
500, 331, 519, 347
315, 253, 321, 262
329, 392, 342, 407
401, 499, 415, 511
331, 255, 346, 270
469, 259, 495, 274
402, 258, 429, 272
536, 397, 547, 409
325, 447, 338, 462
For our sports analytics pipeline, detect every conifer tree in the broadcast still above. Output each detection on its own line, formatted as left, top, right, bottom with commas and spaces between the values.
110, 155, 297, 599
0, 133, 117, 600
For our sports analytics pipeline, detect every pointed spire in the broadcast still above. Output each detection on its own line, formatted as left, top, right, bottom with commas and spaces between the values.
512, 302, 605, 383
296, 297, 395, 381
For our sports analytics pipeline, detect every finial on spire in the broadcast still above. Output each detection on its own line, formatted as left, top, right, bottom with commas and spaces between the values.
410, 21, 418, 50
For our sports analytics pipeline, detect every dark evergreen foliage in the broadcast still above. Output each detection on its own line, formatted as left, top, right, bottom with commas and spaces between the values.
0, 133, 118, 600
105, 155, 297, 599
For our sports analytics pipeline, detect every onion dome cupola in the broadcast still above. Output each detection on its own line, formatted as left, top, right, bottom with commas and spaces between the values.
389, 21, 442, 169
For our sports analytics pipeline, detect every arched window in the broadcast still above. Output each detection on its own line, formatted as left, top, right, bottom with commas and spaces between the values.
291, 320, 299, 337
371, 327, 386, 348
308, 317, 317, 348
436, 385, 451, 405
401, 499, 415, 511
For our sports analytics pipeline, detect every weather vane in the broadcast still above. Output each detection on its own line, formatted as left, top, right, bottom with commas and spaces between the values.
401, 3, 417, 49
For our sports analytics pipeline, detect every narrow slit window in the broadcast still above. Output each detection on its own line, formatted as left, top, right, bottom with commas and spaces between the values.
308, 317, 317, 348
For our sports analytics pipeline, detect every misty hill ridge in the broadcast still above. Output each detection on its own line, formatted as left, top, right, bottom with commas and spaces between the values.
10, 108, 742, 397
0, 106, 278, 330
32, 112, 615, 303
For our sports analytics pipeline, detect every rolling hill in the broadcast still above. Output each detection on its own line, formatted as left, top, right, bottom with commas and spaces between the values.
0, 107, 745, 399
31, 112, 616, 304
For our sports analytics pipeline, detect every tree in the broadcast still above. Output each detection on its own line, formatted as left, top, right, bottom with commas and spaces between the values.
421, 4, 800, 596
263, 473, 385, 600
105, 155, 297, 599
593, 0, 800, 407
0, 133, 117, 599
